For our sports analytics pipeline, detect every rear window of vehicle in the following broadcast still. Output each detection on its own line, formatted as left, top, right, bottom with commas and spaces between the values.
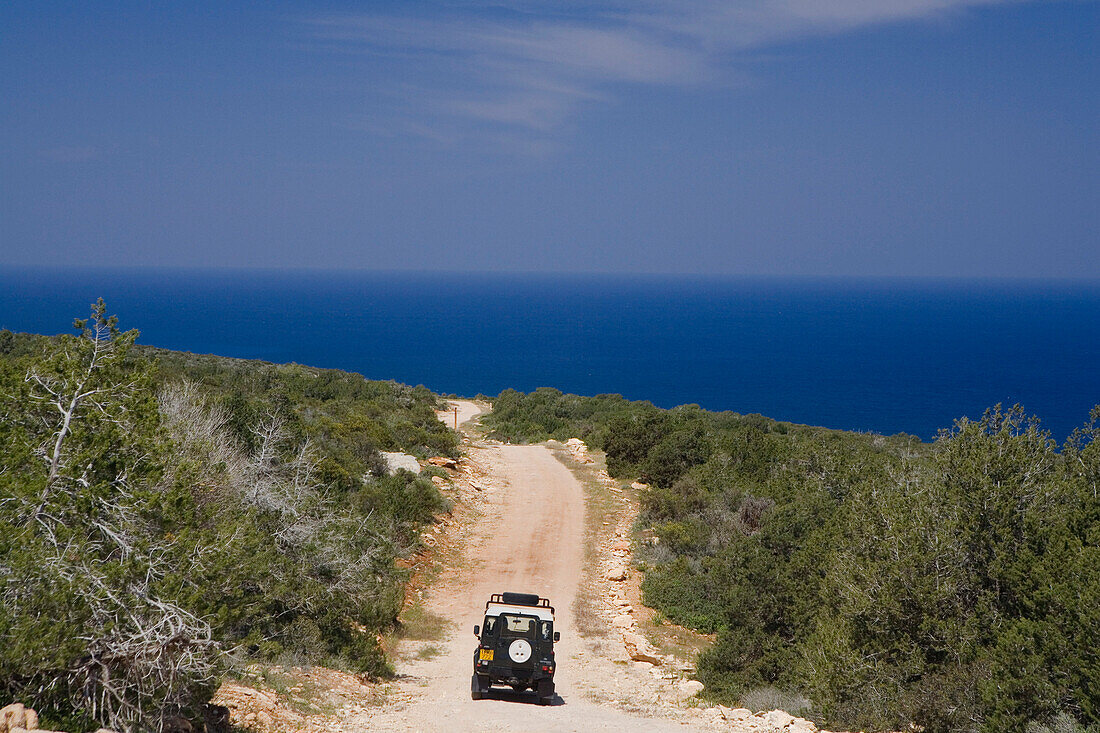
498, 614, 535, 637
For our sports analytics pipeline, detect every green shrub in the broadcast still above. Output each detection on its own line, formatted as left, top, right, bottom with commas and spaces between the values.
1, 302, 458, 730
482, 389, 1100, 732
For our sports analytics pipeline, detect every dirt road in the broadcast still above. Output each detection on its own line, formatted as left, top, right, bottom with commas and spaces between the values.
346, 410, 705, 731
435, 400, 485, 431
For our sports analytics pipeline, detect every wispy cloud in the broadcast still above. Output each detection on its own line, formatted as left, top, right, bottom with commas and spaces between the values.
302, 0, 1037, 143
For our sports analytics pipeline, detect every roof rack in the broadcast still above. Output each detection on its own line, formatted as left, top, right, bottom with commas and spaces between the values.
487, 592, 554, 614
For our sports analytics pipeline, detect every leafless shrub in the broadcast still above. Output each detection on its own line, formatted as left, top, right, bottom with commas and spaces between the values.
66, 582, 220, 733
735, 494, 775, 536
158, 380, 394, 612
739, 685, 813, 717
13, 483, 222, 733
1026, 713, 1089, 733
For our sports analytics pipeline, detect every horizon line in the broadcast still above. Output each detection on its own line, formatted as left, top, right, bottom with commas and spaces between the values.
4, 265, 1100, 284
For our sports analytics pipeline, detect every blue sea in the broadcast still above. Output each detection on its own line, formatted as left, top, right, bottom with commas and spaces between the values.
2, 268, 1098, 442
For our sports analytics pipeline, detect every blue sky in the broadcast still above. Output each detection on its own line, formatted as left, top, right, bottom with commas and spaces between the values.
1, 1, 1097, 276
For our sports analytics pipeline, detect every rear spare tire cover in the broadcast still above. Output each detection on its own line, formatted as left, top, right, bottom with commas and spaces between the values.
508, 639, 532, 663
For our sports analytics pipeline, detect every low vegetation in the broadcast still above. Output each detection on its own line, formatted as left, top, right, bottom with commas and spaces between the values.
0, 303, 454, 731
484, 387, 1100, 733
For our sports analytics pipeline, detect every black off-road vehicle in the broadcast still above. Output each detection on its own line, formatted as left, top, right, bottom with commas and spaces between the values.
471, 592, 559, 705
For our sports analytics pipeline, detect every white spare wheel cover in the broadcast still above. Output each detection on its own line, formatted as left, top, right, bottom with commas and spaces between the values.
508, 639, 532, 663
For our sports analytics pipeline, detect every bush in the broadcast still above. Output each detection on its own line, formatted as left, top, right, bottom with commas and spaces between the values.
1, 303, 458, 730
482, 389, 1100, 732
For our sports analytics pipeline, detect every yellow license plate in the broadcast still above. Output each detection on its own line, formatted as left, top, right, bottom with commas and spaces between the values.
479, 649, 494, 661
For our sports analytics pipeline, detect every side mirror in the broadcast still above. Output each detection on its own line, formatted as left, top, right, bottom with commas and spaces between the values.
554, 632, 560, 642
474, 625, 480, 636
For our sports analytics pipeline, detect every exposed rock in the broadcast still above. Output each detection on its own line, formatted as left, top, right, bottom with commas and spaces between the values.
678, 680, 704, 697
762, 709, 797, 729
564, 438, 594, 463
607, 564, 628, 581
630, 481, 649, 491
612, 614, 634, 629
212, 681, 307, 732
427, 456, 457, 469
381, 452, 421, 475
1, 704, 37, 733
787, 718, 819, 733
623, 633, 662, 665
430, 476, 448, 487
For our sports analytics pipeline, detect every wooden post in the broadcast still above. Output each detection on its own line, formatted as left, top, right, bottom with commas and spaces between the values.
454, 406, 459, 430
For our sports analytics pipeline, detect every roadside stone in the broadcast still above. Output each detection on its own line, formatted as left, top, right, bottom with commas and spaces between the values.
2, 704, 26, 732
678, 680, 704, 697
763, 709, 796, 729
427, 456, 457, 469
624, 633, 662, 665
0, 705, 39, 733
612, 614, 634, 629
564, 438, 594, 463
381, 452, 420, 475
607, 564, 628, 581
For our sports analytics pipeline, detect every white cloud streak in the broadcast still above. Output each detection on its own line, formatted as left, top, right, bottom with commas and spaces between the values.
302, 0, 1042, 141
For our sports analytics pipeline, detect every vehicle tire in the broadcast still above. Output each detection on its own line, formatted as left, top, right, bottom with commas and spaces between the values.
536, 678, 555, 705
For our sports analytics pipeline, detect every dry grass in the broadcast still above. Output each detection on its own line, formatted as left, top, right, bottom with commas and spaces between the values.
547, 441, 619, 638
399, 602, 451, 641
414, 644, 443, 661
641, 612, 715, 660
739, 686, 813, 718
218, 663, 384, 725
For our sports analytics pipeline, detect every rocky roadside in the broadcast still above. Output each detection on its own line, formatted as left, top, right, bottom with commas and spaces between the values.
181, 409, 847, 733
210, 431, 494, 733
558, 438, 835, 733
